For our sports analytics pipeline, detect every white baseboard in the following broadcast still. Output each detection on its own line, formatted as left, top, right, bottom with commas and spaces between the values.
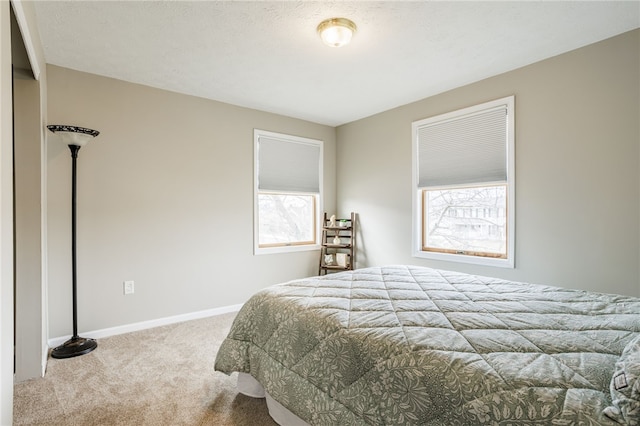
48, 303, 243, 349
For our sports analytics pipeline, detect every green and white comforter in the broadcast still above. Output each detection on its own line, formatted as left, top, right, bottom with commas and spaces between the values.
214, 265, 640, 425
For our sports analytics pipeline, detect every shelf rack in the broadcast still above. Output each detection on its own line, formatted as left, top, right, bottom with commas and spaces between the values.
318, 212, 356, 275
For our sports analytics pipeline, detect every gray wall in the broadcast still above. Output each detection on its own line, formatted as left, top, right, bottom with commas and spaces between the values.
14, 75, 44, 382
0, 2, 14, 421
46, 65, 337, 338
337, 29, 640, 297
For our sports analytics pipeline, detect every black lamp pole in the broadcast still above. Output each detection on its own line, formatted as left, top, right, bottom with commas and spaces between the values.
47, 125, 99, 359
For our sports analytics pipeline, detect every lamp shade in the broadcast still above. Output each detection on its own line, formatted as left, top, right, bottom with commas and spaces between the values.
47, 125, 100, 147
317, 18, 357, 48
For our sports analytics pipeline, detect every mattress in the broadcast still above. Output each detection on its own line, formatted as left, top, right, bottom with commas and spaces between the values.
214, 265, 640, 425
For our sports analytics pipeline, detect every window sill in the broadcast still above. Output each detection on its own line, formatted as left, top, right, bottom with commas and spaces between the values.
413, 249, 514, 268
254, 244, 320, 256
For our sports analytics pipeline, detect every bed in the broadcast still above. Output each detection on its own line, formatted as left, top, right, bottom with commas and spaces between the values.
214, 265, 640, 425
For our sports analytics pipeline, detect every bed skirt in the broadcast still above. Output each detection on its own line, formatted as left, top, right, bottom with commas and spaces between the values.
237, 372, 311, 426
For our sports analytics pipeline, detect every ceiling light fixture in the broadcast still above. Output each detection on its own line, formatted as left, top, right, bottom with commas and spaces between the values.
317, 17, 357, 48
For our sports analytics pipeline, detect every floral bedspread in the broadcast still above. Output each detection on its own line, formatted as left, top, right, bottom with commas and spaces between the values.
214, 265, 640, 425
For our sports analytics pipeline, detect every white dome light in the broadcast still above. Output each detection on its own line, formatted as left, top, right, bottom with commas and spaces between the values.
317, 18, 357, 48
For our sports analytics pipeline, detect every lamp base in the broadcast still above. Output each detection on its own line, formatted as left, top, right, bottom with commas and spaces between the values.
51, 336, 97, 359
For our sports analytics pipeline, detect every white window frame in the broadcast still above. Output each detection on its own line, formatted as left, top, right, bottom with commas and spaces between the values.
412, 96, 515, 268
254, 129, 323, 255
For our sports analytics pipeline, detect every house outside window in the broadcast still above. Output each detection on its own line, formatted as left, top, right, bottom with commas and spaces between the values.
254, 129, 323, 254
412, 96, 515, 268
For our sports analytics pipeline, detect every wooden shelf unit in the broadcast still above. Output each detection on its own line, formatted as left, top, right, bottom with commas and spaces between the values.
318, 212, 356, 275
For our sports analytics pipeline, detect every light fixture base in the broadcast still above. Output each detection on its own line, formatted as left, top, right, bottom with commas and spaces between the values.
51, 336, 97, 359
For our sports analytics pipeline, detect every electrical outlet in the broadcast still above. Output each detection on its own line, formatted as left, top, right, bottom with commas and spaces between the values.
123, 280, 135, 295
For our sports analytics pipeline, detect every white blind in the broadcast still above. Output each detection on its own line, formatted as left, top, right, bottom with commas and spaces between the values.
258, 135, 320, 193
418, 105, 508, 187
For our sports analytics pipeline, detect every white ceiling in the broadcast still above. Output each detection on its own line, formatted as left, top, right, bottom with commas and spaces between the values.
32, 1, 639, 127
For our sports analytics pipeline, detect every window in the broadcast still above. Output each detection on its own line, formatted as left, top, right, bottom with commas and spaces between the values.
254, 129, 323, 254
412, 96, 515, 267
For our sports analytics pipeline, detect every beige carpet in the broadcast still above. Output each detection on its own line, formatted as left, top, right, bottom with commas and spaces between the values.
13, 312, 277, 425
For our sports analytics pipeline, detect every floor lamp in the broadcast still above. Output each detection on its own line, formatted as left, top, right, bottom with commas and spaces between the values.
47, 125, 100, 359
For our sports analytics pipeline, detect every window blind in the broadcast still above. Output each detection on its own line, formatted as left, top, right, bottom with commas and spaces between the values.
258, 135, 320, 193
417, 105, 508, 188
